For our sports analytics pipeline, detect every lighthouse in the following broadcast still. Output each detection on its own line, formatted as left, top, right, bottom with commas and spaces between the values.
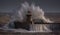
26, 11, 32, 24
14, 11, 32, 30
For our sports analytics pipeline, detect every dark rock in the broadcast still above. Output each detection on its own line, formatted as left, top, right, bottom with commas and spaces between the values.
14, 21, 30, 31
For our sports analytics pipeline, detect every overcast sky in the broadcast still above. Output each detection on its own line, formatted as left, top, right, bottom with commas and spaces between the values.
0, 0, 60, 13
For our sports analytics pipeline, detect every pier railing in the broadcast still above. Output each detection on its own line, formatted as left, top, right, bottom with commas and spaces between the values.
30, 23, 60, 32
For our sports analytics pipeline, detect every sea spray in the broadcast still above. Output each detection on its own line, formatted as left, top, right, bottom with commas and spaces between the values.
17, 2, 54, 23
15, 2, 54, 32
1, 2, 54, 32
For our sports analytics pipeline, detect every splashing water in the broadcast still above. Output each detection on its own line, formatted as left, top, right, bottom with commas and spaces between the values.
0, 2, 54, 32
17, 2, 54, 23
15, 2, 54, 32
